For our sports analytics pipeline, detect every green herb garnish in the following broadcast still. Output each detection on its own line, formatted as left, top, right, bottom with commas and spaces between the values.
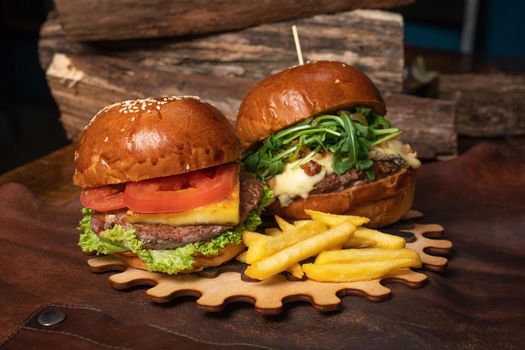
243, 107, 400, 180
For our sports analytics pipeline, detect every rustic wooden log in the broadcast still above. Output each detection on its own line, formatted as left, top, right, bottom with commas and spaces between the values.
439, 74, 525, 137
384, 93, 457, 159
53, 0, 413, 41
45, 53, 254, 136
45, 53, 456, 159
39, 9, 404, 94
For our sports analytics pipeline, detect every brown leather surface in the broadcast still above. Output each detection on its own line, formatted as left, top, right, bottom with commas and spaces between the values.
1, 141, 524, 349
2, 305, 265, 350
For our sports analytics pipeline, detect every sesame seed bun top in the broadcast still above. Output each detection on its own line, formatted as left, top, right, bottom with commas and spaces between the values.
73, 96, 240, 188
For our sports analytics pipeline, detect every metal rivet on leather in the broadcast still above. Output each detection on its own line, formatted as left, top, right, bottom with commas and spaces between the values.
37, 309, 66, 327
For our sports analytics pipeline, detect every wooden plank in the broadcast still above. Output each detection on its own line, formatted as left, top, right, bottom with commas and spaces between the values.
87, 222, 449, 312
439, 73, 525, 137
45, 53, 456, 159
39, 9, 404, 94
53, 0, 413, 41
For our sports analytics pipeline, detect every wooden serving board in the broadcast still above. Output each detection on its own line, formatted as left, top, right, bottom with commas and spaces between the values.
87, 211, 452, 314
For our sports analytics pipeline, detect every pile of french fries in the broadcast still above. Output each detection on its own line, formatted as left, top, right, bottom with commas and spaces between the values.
239, 210, 422, 282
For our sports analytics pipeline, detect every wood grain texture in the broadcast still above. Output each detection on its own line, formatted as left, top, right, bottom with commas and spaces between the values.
44, 52, 254, 137
439, 73, 525, 137
53, 0, 413, 41
39, 9, 456, 159
45, 52, 456, 159
384, 93, 458, 158
86, 222, 450, 314
39, 10, 404, 93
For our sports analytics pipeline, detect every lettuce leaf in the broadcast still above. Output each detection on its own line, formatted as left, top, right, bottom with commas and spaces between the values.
78, 208, 126, 255
78, 186, 274, 274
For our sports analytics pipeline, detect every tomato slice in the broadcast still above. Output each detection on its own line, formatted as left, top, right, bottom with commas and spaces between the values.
123, 164, 238, 213
80, 185, 126, 212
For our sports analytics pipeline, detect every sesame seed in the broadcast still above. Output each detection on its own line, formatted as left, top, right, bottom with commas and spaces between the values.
90, 97, 213, 123
335, 79, 341, 84
104, 136, 109, 142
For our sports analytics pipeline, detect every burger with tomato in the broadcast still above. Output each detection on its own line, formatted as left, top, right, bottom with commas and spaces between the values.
76, 96, 273, 274
236, 61, 421, 227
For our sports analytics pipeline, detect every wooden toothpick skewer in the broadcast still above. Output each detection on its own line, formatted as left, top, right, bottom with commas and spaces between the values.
292, 25, 304, 65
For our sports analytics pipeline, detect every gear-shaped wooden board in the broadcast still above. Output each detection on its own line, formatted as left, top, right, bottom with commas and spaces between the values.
87, 211, 452, 314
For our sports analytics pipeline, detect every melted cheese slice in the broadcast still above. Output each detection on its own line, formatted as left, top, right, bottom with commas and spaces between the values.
369, 139, 421, 169
271, 153, 333, 207
271, 139, 421, 208
127, 178, 240, 226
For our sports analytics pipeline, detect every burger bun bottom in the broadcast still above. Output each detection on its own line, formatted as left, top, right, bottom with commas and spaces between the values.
268, 169, 416, 228
114, 242, 245, 273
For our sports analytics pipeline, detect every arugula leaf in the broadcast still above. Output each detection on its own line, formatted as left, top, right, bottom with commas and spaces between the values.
243, 107, 400, 180
369, 116, 390, 128
356, 159, 374, 170
366, 168, 376, 181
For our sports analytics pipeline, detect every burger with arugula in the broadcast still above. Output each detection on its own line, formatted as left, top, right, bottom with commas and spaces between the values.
236, 61, 420, 227
76, 96, 272, 274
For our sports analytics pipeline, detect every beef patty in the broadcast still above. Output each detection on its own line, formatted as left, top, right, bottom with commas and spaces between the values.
310, 160, 401, 195
90, 171, 263, 249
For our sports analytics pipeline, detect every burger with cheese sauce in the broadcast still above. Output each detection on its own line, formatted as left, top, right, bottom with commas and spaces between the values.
236, 61, 420, 227
76, 96, 272, 274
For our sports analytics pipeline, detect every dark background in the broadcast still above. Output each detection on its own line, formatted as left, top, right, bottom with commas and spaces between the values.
0, 0, 66, 174
1, 0, 524, 174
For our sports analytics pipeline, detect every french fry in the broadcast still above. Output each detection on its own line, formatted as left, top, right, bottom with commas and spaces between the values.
293, 220, 315, 227
236, 251, 247, 263
245, 221, 327, 264
314, 248, 421, 266
346, 227, 405, 249
303, 258, 420, 282
327, 243, 344, 250
287, 263, 304, 279
242, 231, 268, 247
343, 236, 376, 248
265, 227, 282, 236
275, 215, 295, 231
304, 209, 369, 227
244, 221, 355, 280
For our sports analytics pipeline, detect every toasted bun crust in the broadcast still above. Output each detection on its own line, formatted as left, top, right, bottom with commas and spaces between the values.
114, 242, 245, 274
236, 61, 386, 149
74, 96, 240, 188
268, 169, 416, 228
